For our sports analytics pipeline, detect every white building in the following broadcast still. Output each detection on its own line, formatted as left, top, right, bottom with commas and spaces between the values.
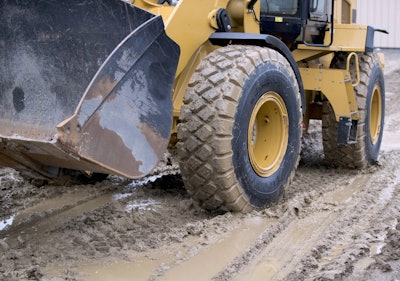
357, 0, 400, 48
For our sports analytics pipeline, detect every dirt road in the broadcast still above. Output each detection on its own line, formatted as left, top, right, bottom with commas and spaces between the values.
1, 49, 399, 281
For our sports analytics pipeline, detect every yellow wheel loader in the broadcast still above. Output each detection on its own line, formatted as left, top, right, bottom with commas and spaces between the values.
0, 0, 386, 211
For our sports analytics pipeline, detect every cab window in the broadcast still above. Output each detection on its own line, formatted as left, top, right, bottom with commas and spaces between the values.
261, 0, 299, 16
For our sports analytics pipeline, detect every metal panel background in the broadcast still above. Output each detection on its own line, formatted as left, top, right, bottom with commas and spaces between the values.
357, 0, 399, 48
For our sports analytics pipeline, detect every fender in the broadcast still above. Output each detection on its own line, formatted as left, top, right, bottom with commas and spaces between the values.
209, 32, 306, 114
366, 26, 389, 52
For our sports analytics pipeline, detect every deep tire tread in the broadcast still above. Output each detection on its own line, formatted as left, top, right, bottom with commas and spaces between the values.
178, 45, 301, 212
322, 52, 383, 168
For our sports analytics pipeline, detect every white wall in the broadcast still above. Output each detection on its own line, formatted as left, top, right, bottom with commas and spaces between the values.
357, 0, 399, 48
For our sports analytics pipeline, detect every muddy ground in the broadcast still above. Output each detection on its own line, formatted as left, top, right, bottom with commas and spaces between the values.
1, 49, 399, 281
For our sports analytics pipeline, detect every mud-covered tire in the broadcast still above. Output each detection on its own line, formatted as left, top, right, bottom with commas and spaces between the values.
177, 46, 302, 212
322, 52, 385, 168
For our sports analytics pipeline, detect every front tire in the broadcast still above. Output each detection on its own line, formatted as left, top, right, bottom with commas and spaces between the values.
177, 46, 302, 212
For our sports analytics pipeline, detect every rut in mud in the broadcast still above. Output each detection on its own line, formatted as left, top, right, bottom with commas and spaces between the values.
0, 49, 399, 281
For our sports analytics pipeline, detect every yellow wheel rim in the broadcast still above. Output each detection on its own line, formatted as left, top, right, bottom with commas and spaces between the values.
369, 84, 382, 144
248, 92, 289, 177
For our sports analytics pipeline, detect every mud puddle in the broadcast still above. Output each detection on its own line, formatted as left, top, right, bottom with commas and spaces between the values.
50, 216, 274, 281
232, 174, 376, 281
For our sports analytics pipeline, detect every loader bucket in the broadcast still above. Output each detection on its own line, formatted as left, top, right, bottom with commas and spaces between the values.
0, 0, 180, 180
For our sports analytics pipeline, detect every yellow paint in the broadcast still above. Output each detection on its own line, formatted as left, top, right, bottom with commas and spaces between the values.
299, 67, 358, 121
369, 84, 383, 144
248, 92, 289, 177
297, 24, 368, 53
244, 0, 261, 33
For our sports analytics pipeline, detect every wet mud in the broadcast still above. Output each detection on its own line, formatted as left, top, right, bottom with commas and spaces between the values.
0, 49, 400, 281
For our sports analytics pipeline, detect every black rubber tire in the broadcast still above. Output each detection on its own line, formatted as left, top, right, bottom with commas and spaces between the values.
177, 45, 302, 212
322, 52, 385, 168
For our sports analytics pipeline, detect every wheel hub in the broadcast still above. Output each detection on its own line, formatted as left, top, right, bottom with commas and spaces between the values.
369, 84, 382, 144
248, 92, 289, 177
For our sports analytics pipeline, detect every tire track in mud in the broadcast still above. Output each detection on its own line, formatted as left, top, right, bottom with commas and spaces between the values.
0, 188, 115, 251
233, 175, 373, 280
0, 152, 399, 281
155, 217, 278, 281
0, 160, 180, 253
214, 151, 400, 281
300, 154, 400, 281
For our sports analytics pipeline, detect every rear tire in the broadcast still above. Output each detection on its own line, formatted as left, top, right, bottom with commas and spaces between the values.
177, 46, 302, 212
322, 52, 385, 168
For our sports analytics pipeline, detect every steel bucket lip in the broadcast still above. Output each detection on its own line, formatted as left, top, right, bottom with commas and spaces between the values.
56, 14, 179, 179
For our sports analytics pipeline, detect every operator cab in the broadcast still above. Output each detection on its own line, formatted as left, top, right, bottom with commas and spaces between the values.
260, 0, 332, 48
